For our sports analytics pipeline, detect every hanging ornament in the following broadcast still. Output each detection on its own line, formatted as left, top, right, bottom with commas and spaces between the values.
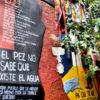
52, 47, 65, 74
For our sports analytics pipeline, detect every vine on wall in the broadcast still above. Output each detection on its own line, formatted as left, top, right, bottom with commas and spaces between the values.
61, 0, 100, 78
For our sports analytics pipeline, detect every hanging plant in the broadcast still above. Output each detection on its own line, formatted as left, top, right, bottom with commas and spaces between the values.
61, 0, 100, 79
61, 18, 98, 55
85, 65, 99, 79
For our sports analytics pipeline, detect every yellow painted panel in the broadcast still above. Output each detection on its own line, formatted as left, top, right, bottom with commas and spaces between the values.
62, 66, 98, 100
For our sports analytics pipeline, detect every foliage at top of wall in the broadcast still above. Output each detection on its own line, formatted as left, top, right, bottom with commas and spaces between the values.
61, 0, 100, 54
61, 0, 100, 78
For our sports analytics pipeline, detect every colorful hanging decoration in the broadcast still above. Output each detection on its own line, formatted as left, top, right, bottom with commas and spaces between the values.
55, 0, 86, 33
55, 0, 66, 34
65, 0, 86, 22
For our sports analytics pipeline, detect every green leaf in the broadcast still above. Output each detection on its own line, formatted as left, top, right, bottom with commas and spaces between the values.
96, 34, 100, 39
94, 25, 99, 32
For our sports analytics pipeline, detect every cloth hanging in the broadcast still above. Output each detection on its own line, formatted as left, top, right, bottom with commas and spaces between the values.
55, 0, 66, 34
55, 0, 86, 27
66, 0, 86, 22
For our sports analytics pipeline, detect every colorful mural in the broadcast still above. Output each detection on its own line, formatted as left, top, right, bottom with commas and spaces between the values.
54, 0, 99, 99
0, 0, 99, 100
61, 53, 98, 100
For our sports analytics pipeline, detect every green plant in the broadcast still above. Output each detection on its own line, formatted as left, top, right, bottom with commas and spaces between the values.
61, 0, 100, 56
61, 18, 98, 55
83, 55, 92, 66
85, 65, 99, 79
85, 0, 100, 51
61, 0, 100, 79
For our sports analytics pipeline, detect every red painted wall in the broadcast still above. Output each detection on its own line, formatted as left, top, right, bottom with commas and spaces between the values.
0, 0, 15, 50
37, 1, 69, 100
